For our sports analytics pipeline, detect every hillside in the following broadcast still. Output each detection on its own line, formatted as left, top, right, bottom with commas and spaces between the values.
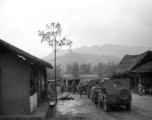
43, 44, 152, 61
47, 52, 121, 68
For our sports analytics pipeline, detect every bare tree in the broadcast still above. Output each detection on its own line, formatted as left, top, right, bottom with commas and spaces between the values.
38, 22, 72, 102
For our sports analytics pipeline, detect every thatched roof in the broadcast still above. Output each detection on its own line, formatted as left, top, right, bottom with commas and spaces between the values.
115, 51, 152, 76
0, 39, 53, 69
131, 62, 152, 73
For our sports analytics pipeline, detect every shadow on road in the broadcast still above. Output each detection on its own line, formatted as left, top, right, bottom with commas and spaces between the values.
45, 107, 55, 118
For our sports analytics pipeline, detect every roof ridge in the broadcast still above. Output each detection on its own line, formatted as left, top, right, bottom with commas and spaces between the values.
0, 39, 53, 69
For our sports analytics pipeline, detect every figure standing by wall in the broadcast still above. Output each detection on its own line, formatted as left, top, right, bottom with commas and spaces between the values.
138, 78, 145, 96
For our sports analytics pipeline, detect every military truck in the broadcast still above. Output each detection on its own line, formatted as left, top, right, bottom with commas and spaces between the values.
88, 78, 110, 102
98, 78, 132, 112
90, 86, 101, 104
87, 79, 101, 98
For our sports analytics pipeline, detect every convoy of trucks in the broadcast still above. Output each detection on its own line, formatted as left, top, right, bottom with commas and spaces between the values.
87, 78, 132, 112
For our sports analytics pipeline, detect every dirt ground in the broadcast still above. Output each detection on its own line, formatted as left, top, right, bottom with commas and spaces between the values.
45, 91, 152, 120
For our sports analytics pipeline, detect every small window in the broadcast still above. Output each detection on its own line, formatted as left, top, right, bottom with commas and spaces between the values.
113, 82, 122, 88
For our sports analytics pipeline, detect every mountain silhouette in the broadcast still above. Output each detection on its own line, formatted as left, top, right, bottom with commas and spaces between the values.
43, 44, 152, 62
46, 52, 121, 69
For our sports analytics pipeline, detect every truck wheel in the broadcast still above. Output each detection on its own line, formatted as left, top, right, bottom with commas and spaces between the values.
117, 87, 130, 101
88, 94, 90, 98
104, 102, 109, 112
126, 103, 131, 110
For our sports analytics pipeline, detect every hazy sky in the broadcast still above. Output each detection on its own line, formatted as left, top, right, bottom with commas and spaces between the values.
0, 0, 152, 58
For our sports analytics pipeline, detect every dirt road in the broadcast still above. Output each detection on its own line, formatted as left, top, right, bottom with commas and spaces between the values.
46, 92, 152, 120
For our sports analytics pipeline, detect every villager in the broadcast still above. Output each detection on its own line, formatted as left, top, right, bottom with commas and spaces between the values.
77, 84, 80, 94
86, 81, 92, 97
41, 82, 48, 102
41, 90, 48, 102
60, 82, 66, 93
138, 78, 145, 96
78, 83, 83, 97
87, 81, 92, 90
72, 81, 76, 94
47, 84, 56, 101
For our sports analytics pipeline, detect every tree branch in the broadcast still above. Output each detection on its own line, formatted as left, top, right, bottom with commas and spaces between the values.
56, 45, 63, 52
38, 22, 73, 53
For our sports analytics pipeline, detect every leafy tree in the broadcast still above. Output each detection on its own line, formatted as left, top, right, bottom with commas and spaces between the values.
65, 64, 72, 74
71, 62, 79, 78
38, 22, 72, 101
47, 65, 62, 80
38, 23, 72, 51
80, 63, 92, 74
86, 63, 92, 74
97, 62, 104, 76
95, 62, 118, 78
79, 63, 86, 74
91, 65, 98, 74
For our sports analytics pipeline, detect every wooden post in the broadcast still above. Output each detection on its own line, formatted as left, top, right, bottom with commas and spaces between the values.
54, 40, 57, 102
66, 79, 69, 92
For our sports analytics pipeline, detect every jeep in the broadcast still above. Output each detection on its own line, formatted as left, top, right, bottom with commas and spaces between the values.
90, 86, 101, 104
87, 79, 101, 98
98, 78, 132, 112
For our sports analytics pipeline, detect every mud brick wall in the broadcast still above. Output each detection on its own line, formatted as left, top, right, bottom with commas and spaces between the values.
0, 51, 2, 114
0, 53, 30, 115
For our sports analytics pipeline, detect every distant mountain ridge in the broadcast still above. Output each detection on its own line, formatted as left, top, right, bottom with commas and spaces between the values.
47, 53, 121, 68
43, 44, 152, 61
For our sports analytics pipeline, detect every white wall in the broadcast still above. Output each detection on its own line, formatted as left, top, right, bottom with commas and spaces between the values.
30, 92, 37, 112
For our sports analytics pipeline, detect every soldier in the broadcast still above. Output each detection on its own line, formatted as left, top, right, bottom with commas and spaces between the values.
47, 83, 55, 101
77, 84, 80, 94
86, 81, 92, 98
60, 82, 65, 93
78, 82, 83, 97
72, 81, 76, 94
138, 78, 145, 96
87, 81, 92, 89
